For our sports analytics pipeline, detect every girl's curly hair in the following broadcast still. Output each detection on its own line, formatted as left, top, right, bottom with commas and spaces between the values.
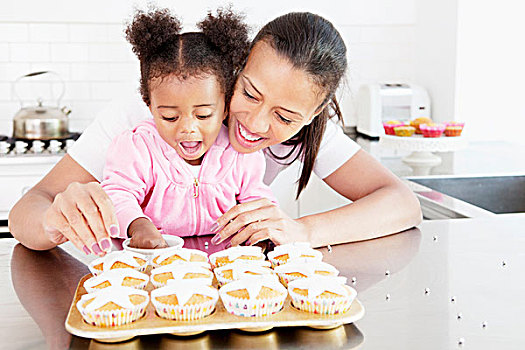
125, 6, 249, 106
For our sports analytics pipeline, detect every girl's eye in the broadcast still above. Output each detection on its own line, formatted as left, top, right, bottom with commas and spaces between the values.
276, 112, 292, 125
162, 116, 178, 122
243, 89, 257, 101
196, 114, 212, 120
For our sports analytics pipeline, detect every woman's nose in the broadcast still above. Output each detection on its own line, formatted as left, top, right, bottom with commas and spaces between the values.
244, 107, 270, 134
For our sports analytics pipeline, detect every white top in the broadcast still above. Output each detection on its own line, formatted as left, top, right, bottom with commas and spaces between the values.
68, 93, 360, 185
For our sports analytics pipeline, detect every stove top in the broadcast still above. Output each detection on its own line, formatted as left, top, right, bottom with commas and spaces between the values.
0, 132, 81, 156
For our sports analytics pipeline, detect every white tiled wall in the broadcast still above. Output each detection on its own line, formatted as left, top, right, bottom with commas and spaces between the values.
0, 0, 416, 136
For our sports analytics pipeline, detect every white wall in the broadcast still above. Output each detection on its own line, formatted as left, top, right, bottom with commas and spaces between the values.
0, 0, 417, 135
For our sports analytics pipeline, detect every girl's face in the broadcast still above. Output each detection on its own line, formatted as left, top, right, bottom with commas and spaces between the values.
228, 40, 326, 154
149, 75, 225, 165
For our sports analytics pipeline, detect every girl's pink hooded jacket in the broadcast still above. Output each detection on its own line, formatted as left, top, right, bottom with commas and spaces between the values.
101, 120, 276, 237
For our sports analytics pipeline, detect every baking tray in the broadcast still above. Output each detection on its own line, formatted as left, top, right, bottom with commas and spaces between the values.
65, 274, 365, 342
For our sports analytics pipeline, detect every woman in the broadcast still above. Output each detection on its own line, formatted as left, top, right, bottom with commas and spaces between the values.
9, 12, 421, 254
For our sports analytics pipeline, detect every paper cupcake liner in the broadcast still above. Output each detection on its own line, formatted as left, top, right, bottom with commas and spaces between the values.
76, 296, 149, 327
151, 295, 218, 321
288, 289, 354, 315
150, 276, 213, 289
219, 292, 286, 317
276, 273, 305, 287
84, 278, 149, 293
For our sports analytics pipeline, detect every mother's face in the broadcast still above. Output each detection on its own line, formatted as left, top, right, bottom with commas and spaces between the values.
228, 40, 325, 154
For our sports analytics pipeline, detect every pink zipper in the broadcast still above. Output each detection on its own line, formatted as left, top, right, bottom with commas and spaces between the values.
193, 177, 200, 234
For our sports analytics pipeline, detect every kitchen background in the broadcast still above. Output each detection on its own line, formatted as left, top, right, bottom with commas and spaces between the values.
0, 0, 524, 221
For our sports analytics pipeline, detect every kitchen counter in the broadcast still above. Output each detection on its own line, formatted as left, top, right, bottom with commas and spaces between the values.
2, 215, 525, 349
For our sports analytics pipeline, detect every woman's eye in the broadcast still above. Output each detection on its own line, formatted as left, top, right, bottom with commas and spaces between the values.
276, 113, 292, 125
243, 89, 257, 101
196, 114, 212, 120
162, 116, 178, 122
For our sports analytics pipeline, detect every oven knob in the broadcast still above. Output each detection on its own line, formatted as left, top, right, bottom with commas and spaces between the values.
31, 140, 45, 154
65, 139, 75, 151
48, 140, 62, 154
0, 141, 10, 155
14, 141, 28, 154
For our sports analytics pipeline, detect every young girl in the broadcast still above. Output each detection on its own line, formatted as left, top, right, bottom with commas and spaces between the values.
100, 8, 275, 250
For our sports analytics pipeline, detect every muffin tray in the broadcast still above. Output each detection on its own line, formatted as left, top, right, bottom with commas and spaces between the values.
65, 274, 365, 342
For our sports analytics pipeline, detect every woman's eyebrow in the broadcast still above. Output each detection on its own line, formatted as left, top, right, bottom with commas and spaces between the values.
243, 75, 303, 118
157, 104, 215, 108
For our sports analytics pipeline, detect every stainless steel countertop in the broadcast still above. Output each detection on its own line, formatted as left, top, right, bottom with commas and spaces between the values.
2, 215, 525, 349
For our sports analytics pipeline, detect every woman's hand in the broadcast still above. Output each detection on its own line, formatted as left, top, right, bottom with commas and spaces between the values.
211, 198, 310, 247
128, 218, 168, 249
43, 182, 120, 256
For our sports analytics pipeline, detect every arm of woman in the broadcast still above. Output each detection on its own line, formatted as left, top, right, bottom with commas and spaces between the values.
8, 154, 119, 253
213, 150, 422, 248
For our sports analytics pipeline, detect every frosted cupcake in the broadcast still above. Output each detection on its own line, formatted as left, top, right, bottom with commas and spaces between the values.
267, 242, 323, 267
151, 248, 209, 268
382, 120, 404, 135
214, 260, 275, 286
209, 246, 265, 269
274, 260, 339, 287
288, 276, 357, 315
83, 269, 149, 293
393, 125, 416, 137
151, 280, 219, 321
88, 251, 148, 276
444, 122, 465, 136
76, 286, 149, 327
150, 263, 213, 288
419, 123, 446, 138
219, 275, 287, 317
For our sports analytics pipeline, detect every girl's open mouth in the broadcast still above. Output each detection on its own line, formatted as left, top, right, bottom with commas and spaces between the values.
179, 141, 202, 158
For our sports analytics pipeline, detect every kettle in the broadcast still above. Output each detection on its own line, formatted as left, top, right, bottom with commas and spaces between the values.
12, 71, 71, 140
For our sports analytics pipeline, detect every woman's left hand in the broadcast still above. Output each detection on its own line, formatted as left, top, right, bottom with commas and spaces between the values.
211, 198, 310, 247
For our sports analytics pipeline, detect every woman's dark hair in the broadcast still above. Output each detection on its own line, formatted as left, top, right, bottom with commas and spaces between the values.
125, 6, 249, 107
252, 12, 347, 198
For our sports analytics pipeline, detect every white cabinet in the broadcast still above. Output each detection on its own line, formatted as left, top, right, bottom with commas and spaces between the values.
0, 156, 62, 220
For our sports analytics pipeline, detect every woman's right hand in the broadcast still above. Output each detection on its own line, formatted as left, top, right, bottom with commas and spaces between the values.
43, 182, 120, 256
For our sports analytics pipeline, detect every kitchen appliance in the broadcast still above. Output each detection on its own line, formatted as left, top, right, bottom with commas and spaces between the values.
356, 83, 431, 138
12, 71, 71, 140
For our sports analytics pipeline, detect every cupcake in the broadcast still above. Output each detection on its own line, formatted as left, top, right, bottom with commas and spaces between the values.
83, 269, 149, 293
419, 123, 446, 138
410, 117, 433, 134
219, 275, 287, 317
214, 260, 275, 286
444, 122, 465, 137
151, 279, 219, 321
288, 276, 357, 315
267, 243, 323, 267
150, 263, 213, 288
151, 248, 209, 268
88, 251, 148, 276
209, 246, 265, 269
393, 125, 416, 137
382, 120, 404, 135
274, 260, 339, 287
76, 286, 149, 327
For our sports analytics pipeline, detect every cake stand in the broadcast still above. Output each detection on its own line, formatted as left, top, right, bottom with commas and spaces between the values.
379, 135, 468, 175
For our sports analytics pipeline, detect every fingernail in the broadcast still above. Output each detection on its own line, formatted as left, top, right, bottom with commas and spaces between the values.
100, 238, 111, 252
225, 242, 232, 249
110, 225, 119, 236
210, 222, 219, 233
82, 245, 91, 255
211, 233, 221, 245
91, 242, 102, 254
246, 240, 251, 246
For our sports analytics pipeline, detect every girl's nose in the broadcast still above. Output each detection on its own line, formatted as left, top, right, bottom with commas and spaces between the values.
180, 116, 197, 134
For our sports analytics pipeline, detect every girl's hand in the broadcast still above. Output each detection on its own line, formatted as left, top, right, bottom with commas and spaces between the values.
211, 198, 310, 247
43, 182, 120, 256
128, 218, 168, 249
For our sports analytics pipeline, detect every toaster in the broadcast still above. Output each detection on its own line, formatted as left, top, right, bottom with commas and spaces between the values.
356, 83, 431, 138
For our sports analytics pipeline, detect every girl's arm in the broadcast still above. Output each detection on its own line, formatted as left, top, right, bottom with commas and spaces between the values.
213, 149, 422, 248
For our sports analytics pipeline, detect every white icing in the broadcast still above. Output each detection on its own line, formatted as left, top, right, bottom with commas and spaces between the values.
84, 269, 148, 290
219, 274, 284, 299
91, 251, 147, 272
79, 286, 148, 312
151, 279, 218, 306
215, 261, 273, 281
153, 248, 208, 265
209, 246, 264, 263
288, 276, 351, 299
273, 242, 311, 253
268, 246, 322, 261
151, 263, 213, 281
274, 260, 339, 277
